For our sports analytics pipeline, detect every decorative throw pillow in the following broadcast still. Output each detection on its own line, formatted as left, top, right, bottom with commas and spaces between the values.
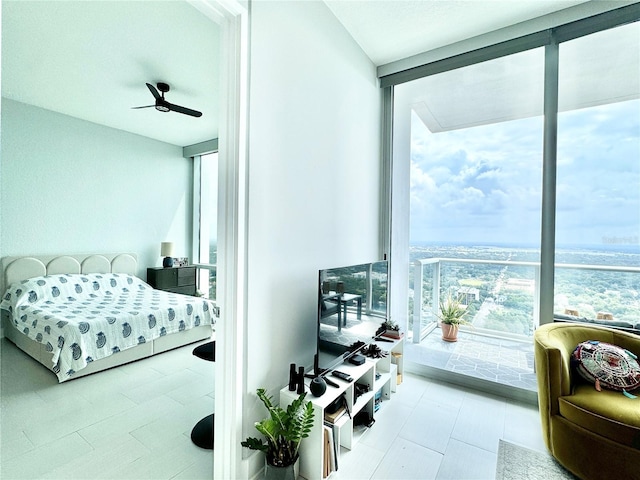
572, 341, 640, 395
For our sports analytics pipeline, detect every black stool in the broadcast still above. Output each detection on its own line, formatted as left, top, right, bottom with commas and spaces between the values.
190, 341, 215, 449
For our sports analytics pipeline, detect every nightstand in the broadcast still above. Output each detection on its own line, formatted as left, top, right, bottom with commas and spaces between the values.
147, 266, 197, 295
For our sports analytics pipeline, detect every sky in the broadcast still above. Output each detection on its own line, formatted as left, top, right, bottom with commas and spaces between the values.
408, 99, 640, 250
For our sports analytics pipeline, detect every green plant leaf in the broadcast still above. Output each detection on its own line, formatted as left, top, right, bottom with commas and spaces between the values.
437, 292, 469, 325
241, 437, 268, 452
241, 389, 314, 468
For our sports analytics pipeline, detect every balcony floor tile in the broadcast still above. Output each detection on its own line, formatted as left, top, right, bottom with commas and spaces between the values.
405, 328, 537, 392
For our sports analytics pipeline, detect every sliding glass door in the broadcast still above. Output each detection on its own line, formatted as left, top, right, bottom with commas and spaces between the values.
388, 8, 640, 345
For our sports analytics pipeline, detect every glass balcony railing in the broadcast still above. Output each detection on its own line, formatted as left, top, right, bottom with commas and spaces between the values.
410, 258, 640, 343
190, 264, 216, 300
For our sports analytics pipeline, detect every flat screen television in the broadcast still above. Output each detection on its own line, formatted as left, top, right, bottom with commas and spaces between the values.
316, 260, 389, 374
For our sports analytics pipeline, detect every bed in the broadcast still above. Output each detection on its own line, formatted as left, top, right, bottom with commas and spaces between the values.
0, 253, 215, 382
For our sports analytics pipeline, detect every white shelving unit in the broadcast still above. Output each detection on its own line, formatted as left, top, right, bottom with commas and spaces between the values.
280, 338, 404, 480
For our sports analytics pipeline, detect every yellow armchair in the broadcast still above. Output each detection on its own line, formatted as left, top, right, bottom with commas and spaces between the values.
534, 323, 640, 480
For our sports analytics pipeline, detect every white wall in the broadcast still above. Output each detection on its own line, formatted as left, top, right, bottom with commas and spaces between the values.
0, 99, 193, 278
244, 0, 381, 462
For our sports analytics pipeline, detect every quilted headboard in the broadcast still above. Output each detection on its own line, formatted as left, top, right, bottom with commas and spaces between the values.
1, 253, 138, 293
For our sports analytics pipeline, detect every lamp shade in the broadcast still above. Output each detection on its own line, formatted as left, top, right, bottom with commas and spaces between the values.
160, 242, 175, 257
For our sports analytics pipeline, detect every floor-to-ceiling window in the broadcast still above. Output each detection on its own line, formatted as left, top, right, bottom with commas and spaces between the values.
193, 151, 218, 300
555, 21, 640, 323
395, 48, 545, 342
386, 6, 640, 393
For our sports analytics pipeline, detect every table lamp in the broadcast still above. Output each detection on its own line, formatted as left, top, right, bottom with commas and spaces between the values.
161, 242, 175, 268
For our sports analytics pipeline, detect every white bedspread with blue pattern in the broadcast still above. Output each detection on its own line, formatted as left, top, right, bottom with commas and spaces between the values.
1, 273, 215, 382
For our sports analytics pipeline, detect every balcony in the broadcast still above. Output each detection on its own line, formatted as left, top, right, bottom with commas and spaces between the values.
405, 256, 640, 401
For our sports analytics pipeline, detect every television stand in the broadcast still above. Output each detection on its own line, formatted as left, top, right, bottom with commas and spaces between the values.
280, 337, 404, 480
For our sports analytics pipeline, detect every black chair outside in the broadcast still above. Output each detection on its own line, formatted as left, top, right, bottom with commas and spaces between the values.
320, 292, 343, 330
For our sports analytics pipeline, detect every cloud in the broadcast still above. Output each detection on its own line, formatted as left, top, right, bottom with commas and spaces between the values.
409, 99, 639, 247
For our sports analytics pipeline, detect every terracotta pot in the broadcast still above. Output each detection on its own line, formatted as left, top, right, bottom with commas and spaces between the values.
440, 323, 459, 342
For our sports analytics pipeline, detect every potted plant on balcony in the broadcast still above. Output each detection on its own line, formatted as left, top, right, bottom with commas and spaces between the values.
437, 293, 468, 342
241, 388, 314, 480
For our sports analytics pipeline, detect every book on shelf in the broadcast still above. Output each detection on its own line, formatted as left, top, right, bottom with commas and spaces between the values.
323, 426, 330, 478
331, 423, 339, 471
324, 406, 346, 424
323, 425, 337, 478
374, 388, 382, 412
322, 422, 340, 473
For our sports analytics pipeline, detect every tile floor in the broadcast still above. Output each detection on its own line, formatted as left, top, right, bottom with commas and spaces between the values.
333, 373, 546, 480
405, 328, 537, 392
0, 338, 214, 480
1, 336, 546, 480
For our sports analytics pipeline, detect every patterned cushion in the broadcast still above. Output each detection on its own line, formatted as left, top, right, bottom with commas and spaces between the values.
572, 340, 640, 392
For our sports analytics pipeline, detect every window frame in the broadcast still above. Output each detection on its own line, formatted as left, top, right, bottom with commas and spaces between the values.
383, 4, 640, 334
189, 147, 219, 299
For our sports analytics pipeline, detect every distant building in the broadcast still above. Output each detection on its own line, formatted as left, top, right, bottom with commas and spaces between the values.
458, 287, 480, 305
505, 278, 535, 292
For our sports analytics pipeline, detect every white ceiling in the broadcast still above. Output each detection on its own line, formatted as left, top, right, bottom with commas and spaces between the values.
394, 19, 640, 133
2, 0, 600, 147
324, 0, 592, 66
2, 1, 220, 147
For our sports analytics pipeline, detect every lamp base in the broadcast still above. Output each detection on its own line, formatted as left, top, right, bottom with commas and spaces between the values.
163, 256, 174, 268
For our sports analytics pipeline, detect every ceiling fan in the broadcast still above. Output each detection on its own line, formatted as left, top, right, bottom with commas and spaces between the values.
132, 82, 202, 118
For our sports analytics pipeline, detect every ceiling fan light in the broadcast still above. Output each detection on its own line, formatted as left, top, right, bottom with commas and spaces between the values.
136, 82, 201, 117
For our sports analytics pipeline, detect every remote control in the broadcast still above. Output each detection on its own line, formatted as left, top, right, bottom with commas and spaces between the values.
324, 376, 339, 388
331, 370, 353, 382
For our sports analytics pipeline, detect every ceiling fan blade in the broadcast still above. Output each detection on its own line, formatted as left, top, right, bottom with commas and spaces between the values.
167, 102, 202, 118
131, 105, 155, 109
146, 83, 161, 100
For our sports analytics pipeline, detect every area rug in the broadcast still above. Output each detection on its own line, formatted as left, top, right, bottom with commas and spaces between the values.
495, 440, 579, 480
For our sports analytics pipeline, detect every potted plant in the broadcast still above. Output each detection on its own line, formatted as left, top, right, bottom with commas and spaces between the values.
437, 293, 468, 342
378, 319, 402, 339
241, 388, 314, 480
